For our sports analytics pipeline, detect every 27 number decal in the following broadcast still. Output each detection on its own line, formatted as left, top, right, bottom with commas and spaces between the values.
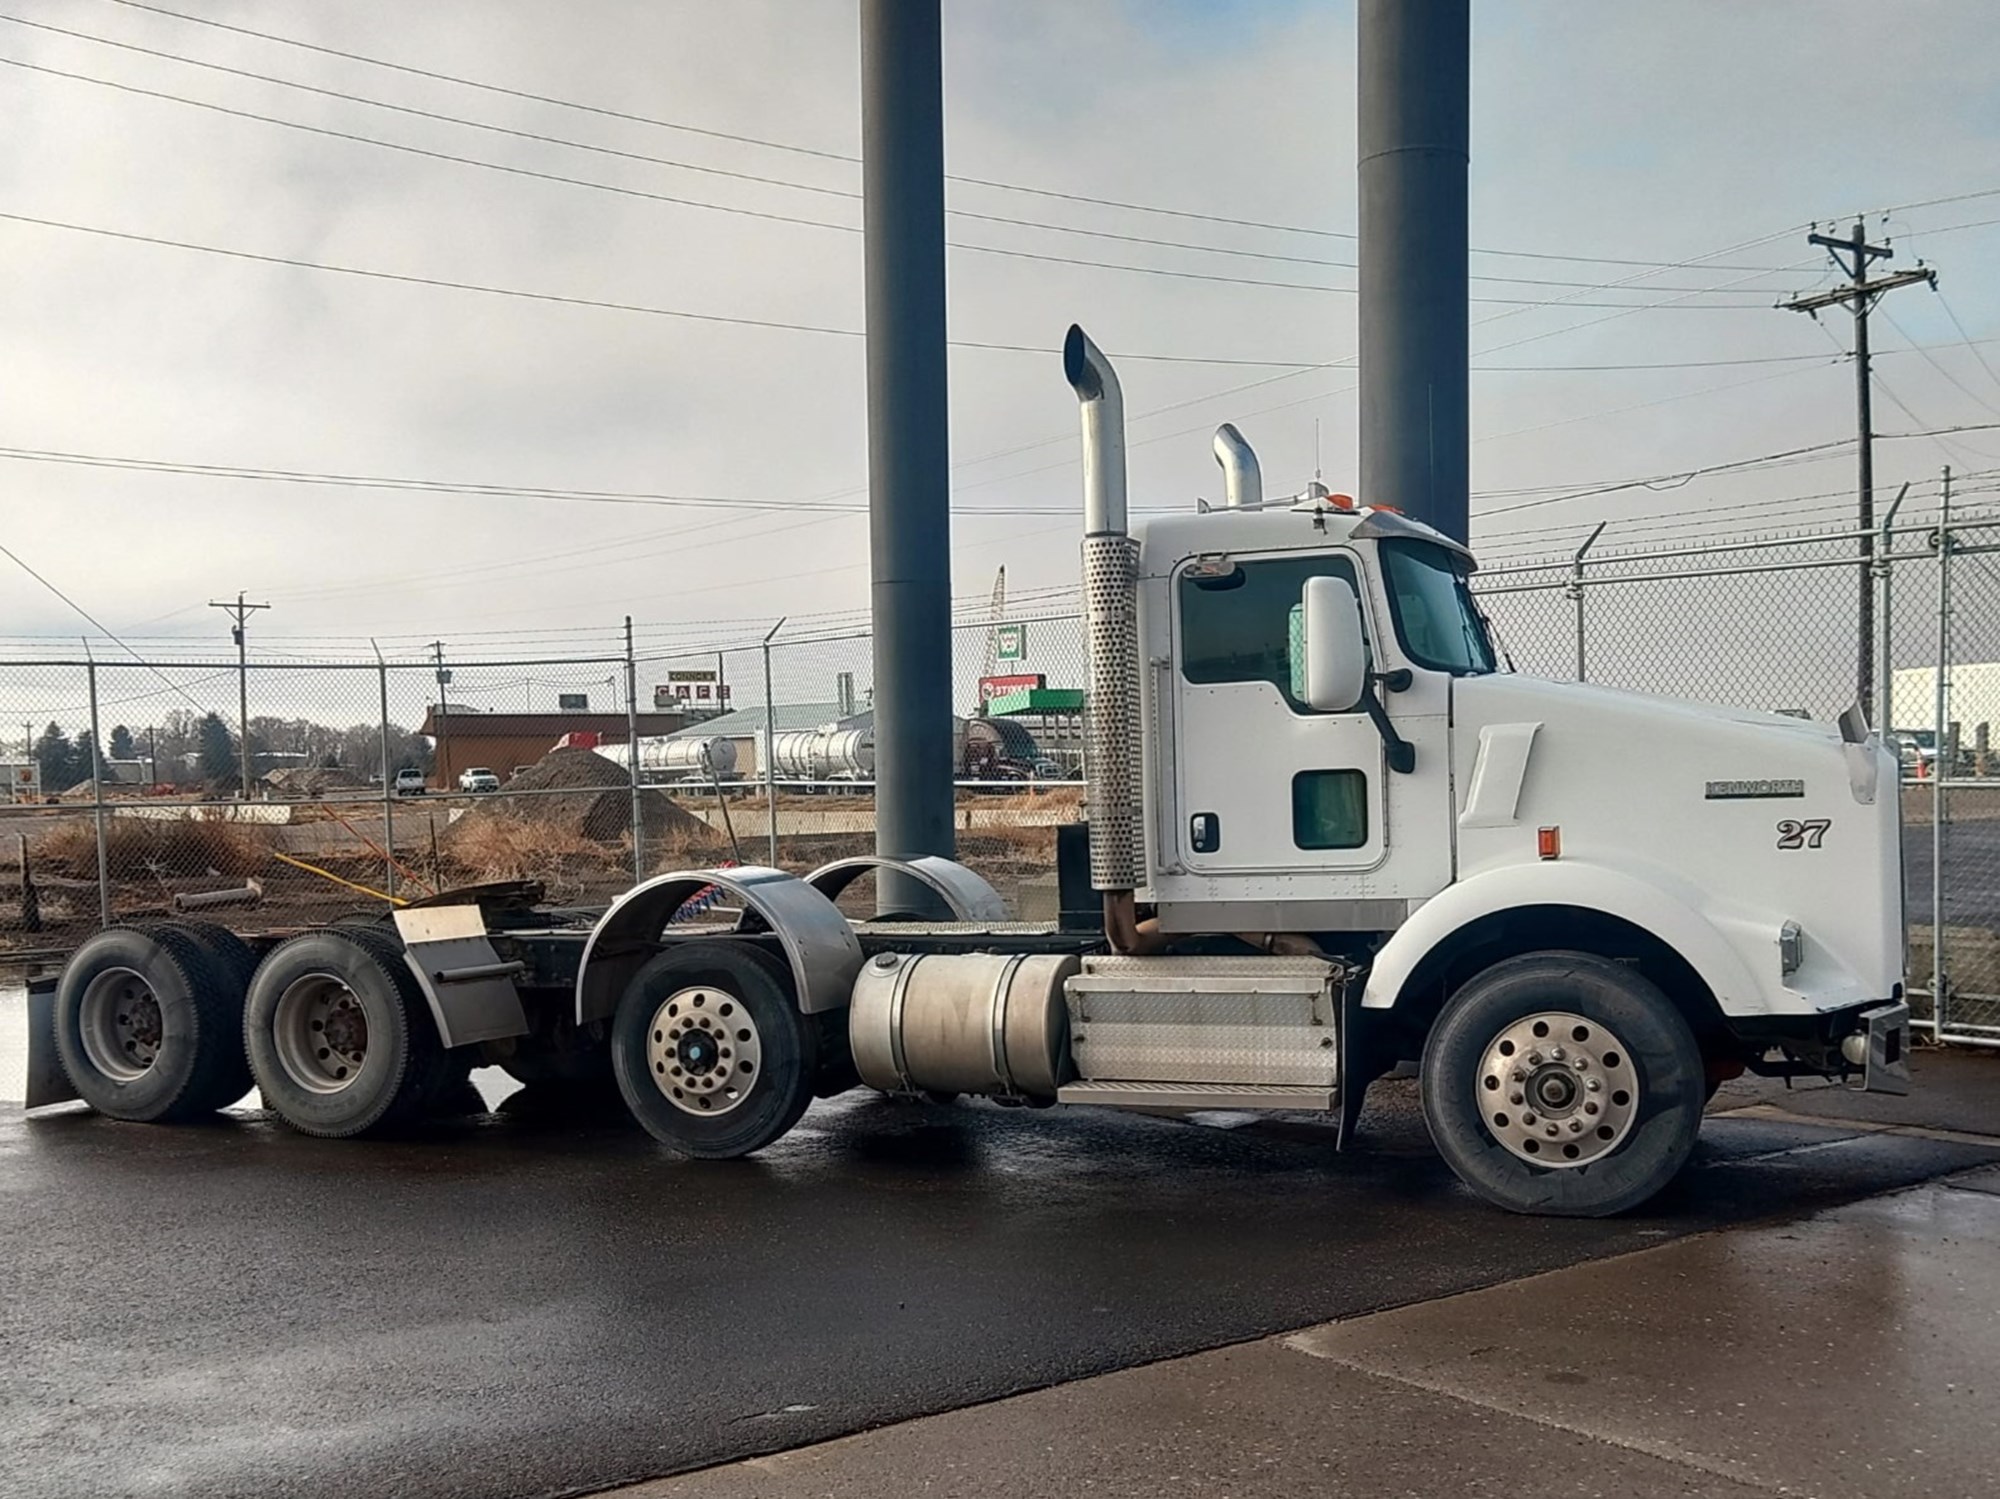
1776, 819, 1831, 850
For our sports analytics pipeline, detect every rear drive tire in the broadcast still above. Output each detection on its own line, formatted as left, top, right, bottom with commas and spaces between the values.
1421, 951, 1704, 1217
610, 942, 814, 1158
244, 929, 444, 1138
54, 925, 247, 1122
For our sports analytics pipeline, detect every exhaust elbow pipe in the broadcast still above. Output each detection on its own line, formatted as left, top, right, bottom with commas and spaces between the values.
1212, 423, 1261, 509
1064, 325, 1127, 536
1064, 324, 1145, 899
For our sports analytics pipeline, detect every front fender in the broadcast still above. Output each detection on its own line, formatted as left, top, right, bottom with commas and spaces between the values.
1361, 859, 1768, 1015
575, 867, 863, 1024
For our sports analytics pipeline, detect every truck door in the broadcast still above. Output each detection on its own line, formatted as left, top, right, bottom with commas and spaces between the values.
1171, 550, 1386, 875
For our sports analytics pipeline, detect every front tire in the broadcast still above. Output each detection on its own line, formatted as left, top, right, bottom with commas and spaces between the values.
610, 943, 814, 1158
1421, 951, 1704, 1217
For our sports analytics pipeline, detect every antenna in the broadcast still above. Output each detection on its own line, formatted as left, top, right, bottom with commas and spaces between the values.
1314, 418, 1323, 482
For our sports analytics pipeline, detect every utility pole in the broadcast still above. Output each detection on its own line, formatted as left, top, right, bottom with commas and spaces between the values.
430, 641, 451, 790
209, 592, 269, 800
1783, 222, 1936, 714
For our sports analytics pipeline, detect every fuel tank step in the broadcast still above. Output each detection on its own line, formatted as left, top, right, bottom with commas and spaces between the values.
1056, 1080, 1336, 1111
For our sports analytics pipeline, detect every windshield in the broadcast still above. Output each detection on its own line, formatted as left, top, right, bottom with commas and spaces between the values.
1378, 538, 1496, 676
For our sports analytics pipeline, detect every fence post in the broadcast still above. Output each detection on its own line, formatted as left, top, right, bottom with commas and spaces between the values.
762, 618, 786, 867
1932, 468, 1952, 1036
625, 616, 644, 882
1874, 482, 1910, 732
375, 643, 396, 902
85, 652, 110, 927
1569, 521, 1607, 681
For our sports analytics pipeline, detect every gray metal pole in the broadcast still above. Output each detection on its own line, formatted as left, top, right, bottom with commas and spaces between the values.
862, 0, 955, 910
761, 618, 784, 867
1874, 483, 1910, 734
625, 616, 644, 881
375, 643, 396, 901
1933, 468, 1951, 1035
1853, 227, 1877, 714
86, 657, 110, 926
1570, 521, 1607, 681
1358, 0, 1470, 544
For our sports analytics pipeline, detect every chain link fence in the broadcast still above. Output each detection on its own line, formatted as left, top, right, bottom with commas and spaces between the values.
6, 519, 1999, 1046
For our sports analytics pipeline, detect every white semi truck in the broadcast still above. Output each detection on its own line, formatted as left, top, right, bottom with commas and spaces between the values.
27, 327, 1909, 1216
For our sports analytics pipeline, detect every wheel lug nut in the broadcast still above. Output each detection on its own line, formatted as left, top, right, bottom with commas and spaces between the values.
1522, 1112, 1537, 1126
1550, 1046, 1566, 1062
1573, 1056, 1589, 1071
1527, 1052, 1544, 1066
1569, 1120, 1583, 1133
1508, 1092, 1524, 1106
1585, 1102, 1599, 1115
1545, 1125, 1559, 1137
1586, 1077, 1602, 1092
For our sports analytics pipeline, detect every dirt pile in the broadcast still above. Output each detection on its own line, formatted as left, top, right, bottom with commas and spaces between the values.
446, 747, 713, 845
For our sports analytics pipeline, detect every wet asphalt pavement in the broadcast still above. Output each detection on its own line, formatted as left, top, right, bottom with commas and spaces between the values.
2, 1033, 1995, 1499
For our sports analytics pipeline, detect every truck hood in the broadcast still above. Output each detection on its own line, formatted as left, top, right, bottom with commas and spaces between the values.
1450, 672, 1903, 1015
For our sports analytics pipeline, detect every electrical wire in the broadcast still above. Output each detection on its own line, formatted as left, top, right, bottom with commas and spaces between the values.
97, 0, 1812, 277
0, 53, 1795, 309
0, 540, 213, 710
0, 11, 1813, 299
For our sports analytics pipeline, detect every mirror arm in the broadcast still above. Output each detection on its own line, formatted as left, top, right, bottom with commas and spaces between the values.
1358, 678, 1416, 773
1376, 667, 1413, 694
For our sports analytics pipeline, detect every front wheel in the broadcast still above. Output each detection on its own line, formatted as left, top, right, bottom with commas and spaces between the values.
1421, 951, 1704, 1217
609, 943, 815, 1158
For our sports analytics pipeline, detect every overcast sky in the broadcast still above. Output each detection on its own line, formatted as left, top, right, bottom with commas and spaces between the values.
3, 0, 1998, 669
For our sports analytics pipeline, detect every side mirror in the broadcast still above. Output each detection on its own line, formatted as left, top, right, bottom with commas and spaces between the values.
1299, 576, 1367, 713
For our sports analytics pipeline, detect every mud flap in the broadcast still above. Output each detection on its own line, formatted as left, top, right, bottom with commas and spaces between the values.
25, 977, 79, 1110
1336, 973, 1391, 1149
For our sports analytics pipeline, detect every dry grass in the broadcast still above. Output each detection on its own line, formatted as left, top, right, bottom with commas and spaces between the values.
33, 818, 270, 880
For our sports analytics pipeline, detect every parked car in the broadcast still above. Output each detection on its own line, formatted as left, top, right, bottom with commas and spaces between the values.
393, 767, 427, 797
1891, 730, 1938, 779
458, 766, 501, 793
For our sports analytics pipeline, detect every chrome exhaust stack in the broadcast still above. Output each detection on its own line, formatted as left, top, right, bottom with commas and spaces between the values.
1212, 423, 1261, 509
1064, 325, 1145, 901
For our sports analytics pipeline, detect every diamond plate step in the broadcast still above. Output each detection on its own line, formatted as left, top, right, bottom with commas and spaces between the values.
1056, 1080, 1336, 1111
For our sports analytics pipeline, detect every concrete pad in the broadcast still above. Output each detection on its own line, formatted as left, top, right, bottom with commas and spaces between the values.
1290, 1180, 2000, 1499
626, 1338, 1769, 1499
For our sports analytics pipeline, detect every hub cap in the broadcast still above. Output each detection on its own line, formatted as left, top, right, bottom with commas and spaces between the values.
1476, 1011, 1638, 1168
646, 987, 762, 1117
78, 966, 163, 1082
272, 974, 370, 1095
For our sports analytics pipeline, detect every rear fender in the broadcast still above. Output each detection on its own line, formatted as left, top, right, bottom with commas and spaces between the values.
575, 866, 862, 1024
804, 855, 1009, 922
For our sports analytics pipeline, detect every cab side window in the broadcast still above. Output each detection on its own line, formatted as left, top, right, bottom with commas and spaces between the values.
1179, 555, 1364, 712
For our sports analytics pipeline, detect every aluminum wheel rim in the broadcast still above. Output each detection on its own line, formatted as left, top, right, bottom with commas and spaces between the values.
272, 974, 370, 1096
1477, 1010, 1639, 1168
645, 986, 762, 1117
78, 966, 163, 1082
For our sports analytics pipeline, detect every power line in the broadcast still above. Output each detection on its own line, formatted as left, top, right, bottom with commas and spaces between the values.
0, 539, 210, 710
0, 11, 1808, 299
99, 0, 1809, 277
0, 53, 1792, 309
0, 209, 1332, 369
